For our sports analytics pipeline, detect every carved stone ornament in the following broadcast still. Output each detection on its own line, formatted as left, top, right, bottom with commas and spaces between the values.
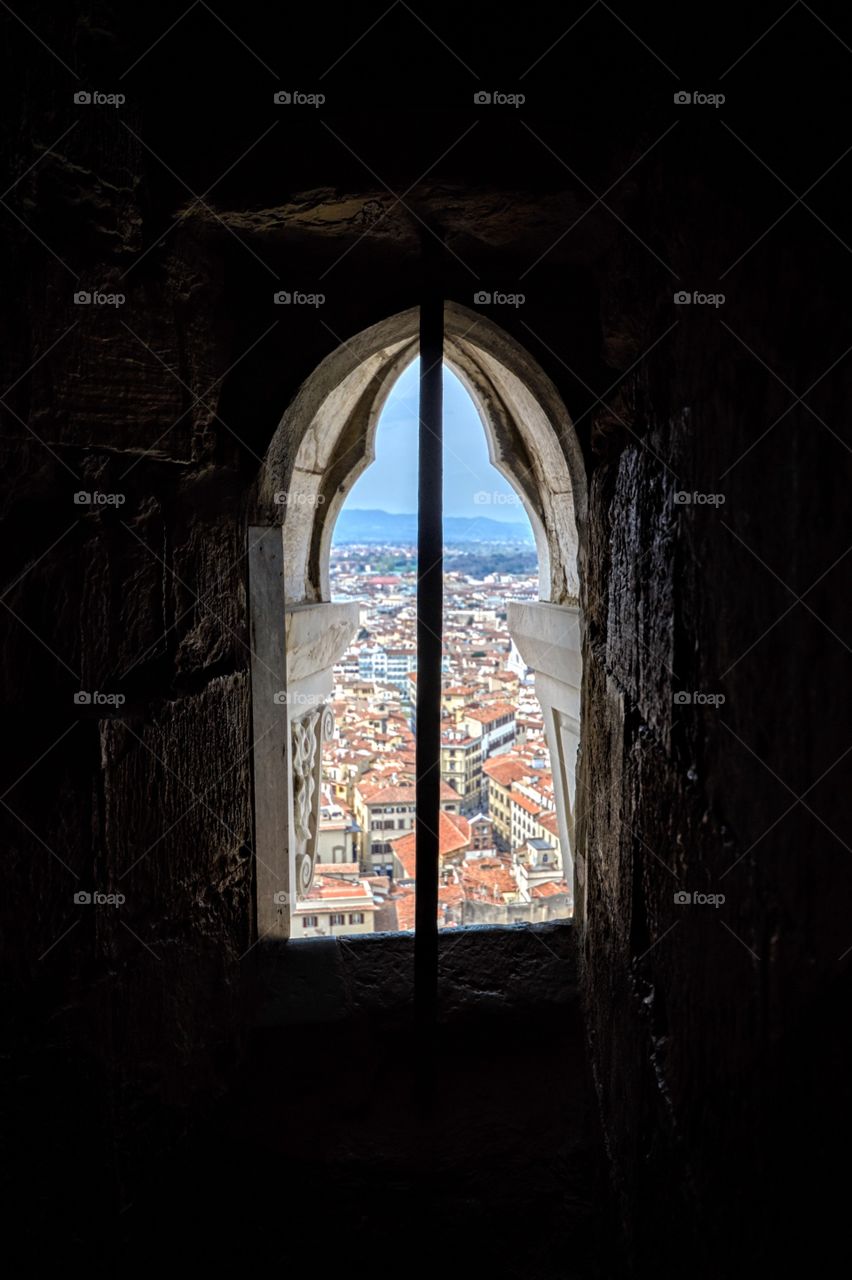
291, 702, 334, 898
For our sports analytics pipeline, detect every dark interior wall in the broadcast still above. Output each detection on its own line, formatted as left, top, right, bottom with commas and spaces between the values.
579, 105, 852, 1280
1, 2, 849, 1272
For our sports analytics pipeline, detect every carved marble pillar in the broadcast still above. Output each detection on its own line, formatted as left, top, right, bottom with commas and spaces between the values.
506, 601, 582, 910
291, 701, 335, 899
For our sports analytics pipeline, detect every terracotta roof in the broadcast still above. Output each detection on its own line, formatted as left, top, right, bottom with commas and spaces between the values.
510, 790, 542, 816
439, 883, 466, 906
465, 703, 516, 723
391, 887, 417, 931
390, 811, 471, 878
358, 782, 416, 805
297, 875, 375, 904
483, 757, 528, 787
461, 860, 518, 899
539, 811, 560, 837
530, 879, 570, 898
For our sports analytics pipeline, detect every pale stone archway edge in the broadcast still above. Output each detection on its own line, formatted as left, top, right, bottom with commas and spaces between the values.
252, 301, 587, 606
248, 302, 588, 939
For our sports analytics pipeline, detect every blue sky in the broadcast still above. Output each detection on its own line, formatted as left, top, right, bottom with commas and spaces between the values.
340, 360, 531, 524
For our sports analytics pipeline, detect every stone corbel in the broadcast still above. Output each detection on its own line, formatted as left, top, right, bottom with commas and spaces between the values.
506, 601, 582, 902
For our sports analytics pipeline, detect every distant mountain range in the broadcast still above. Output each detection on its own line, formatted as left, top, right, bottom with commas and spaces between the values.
333, 508, 534, 545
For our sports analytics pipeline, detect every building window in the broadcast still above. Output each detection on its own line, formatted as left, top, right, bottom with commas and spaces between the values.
330, 913, 345, 925
302, 915, 319, 928
349, 912, 365, 924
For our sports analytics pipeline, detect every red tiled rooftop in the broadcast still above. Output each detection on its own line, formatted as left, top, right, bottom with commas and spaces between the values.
461, 861, 518, 899
483, 757, 528, 787
391, 887, 417, 931
390, 811, 471, 878
539, 811, 560, 836
510, 790, 542, 816
530, 879, 570, 898
297, 875, 375, 904
465, 703, 516, 723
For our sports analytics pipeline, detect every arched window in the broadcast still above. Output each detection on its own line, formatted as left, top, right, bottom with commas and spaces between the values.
247, 303, 586, 945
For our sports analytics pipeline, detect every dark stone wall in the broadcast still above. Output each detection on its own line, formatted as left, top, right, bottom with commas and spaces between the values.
1, 2, 849, 1272
579, 127, 852, 1280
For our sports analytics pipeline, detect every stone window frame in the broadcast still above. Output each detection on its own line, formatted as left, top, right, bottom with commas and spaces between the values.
247, 302, 587, 941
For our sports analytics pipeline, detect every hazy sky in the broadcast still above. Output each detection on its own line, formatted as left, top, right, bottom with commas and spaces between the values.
341, 360, 531, 525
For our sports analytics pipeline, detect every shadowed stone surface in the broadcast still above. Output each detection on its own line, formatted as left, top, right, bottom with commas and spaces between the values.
1, 5, 849, 1277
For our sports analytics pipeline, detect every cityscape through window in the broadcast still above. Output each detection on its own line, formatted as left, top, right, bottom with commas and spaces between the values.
288, 359, 572, 937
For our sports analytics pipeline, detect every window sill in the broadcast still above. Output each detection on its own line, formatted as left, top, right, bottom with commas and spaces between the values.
246, 919, 578, 1029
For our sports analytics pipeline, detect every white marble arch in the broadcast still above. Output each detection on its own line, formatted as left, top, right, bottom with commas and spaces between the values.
248, 303, 588, 939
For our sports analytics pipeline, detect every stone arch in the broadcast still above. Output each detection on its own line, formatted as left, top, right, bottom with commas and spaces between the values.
252, 301, 586, 606
248, 302, 587, 938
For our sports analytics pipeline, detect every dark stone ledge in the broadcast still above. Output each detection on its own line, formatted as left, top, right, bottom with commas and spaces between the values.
246, 920, 579, 1029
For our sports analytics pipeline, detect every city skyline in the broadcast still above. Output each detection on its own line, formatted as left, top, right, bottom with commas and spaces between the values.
309, 545, 571, 938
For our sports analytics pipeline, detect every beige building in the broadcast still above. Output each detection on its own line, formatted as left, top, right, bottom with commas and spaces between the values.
440, 727, 483, 812
291, 865, 378, 937
483, 755, 529, 846
463, 702, 516, 759
353, 779, 461, 873
509, 781, 560, 857
316, 793, 360, 865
